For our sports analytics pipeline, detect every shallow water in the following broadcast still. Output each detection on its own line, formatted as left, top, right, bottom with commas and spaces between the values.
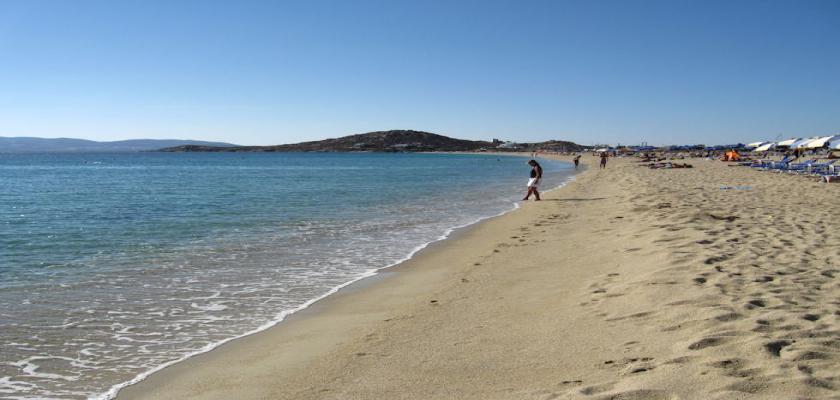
0, 152, 574, 399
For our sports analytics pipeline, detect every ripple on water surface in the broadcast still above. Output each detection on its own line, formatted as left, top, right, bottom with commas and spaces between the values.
0, 152, 576, 399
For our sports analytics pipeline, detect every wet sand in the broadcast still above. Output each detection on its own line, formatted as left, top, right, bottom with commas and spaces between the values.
118, 156, 840, 400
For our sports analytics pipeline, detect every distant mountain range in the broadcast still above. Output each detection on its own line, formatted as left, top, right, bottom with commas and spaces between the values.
0, 137, 239, 153
159, 130, 583, 153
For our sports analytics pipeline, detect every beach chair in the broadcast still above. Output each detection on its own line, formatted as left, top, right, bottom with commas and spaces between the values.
739, 158, 767, 167
747, 159, 770, 168
783, 159, 816, 172
752, 155, 792, 169
807, 159, 837, 175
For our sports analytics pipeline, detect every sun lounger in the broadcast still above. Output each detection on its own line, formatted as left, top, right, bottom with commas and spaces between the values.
783, 159, 817, 172
750, 156, 793, 169
806, 159, 837, 175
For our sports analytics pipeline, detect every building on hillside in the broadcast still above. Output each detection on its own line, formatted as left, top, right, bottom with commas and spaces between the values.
496, 141, 520, 150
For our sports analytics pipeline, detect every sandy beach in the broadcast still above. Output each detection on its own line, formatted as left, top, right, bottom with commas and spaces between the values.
117, 155, 840, 400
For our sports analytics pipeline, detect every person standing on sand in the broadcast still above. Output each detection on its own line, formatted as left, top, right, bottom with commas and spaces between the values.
599, 152, 608, 169
573, 155, 581, 169
523, 159, 542, 201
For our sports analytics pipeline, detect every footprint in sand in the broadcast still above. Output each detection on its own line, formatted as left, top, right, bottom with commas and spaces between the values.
578, 381, 615, 395
802, 313, 820, 321
763, 340, 792, 357
688, 337, 727, 350
745, 299, 766, 309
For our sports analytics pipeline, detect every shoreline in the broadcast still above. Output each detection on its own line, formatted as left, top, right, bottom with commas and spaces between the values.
106, 156, 578, 400
118, 155, 839, 399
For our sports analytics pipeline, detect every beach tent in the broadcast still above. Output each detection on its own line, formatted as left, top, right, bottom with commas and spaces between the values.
754, 142, 776, 152
776, 138, 800, 148
745, 141, 767, 149
791, 138, 817, 149
806, 136, 837, 149
722, 150, 741, 161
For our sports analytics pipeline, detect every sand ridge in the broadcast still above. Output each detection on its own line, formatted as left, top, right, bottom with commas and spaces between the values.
117, 156, 840, 400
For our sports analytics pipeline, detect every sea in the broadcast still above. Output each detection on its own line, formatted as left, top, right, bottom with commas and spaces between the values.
0, 152, 576, 399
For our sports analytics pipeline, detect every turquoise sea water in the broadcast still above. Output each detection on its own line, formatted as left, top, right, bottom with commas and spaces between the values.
0, 152, 575, 399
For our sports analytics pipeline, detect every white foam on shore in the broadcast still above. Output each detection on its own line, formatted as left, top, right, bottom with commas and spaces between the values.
97, 163, 578, 400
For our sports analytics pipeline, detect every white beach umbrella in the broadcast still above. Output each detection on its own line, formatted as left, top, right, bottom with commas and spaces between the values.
745, 141, 767, 149
776, 138, 799, 147
753, 143, 776, 152
595, 148, 608, 152
806, 135, 836, 149
829, 136, 840, 150
791, 138, 817, 149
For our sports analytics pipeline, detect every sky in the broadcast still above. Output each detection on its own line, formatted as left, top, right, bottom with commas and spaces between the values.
0, 0, 838, 146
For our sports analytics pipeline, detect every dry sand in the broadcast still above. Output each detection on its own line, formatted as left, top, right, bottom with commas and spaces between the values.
118, 156, 840, 400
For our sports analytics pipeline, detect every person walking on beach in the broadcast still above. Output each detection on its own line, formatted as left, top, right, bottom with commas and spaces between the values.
522, 159, 542, 201
599, 152, 608, 169
573, 155, 581, 169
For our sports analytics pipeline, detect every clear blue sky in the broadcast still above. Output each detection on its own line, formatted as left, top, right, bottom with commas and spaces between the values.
1, 0, 838, 146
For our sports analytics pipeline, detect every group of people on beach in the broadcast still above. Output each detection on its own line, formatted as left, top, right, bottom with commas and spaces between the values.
522, 153, 608, 201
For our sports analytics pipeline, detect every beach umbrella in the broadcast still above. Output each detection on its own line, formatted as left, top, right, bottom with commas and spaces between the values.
806, 135, 836, 149
745, 141, 767, 149
791, 138, 817, 149
595, 148, 608, 152
776, 138, 799, 148
829, 136, 840, 150
754, 142, 776, 152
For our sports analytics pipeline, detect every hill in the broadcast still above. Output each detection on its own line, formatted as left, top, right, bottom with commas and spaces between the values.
160, 130, 493, 152
158, 130, 581, 153
0, 137, 239, 153
523, 140, 583, 152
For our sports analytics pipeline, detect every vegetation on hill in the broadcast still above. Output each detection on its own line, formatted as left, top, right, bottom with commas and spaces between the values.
158, 130, 582, 153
